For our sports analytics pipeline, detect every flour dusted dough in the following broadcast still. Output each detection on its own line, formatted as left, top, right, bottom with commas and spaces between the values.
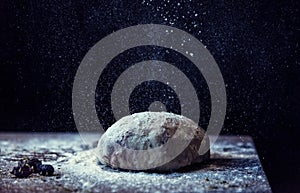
96, 112, 209, 171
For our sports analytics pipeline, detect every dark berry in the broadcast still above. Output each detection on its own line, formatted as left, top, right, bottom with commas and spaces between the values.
17, 158, 42, 173
10, 165, 33, 178
39, 164, 54, 176
27, 158, 42, 173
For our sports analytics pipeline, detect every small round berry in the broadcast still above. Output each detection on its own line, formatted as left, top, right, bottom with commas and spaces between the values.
11, 165, 33, 178
39, 164, 54, 176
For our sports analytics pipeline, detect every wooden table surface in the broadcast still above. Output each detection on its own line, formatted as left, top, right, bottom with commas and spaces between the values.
0, 133, 271, 193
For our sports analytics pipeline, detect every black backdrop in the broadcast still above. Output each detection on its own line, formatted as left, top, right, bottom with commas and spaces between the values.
0, 0, 299, 192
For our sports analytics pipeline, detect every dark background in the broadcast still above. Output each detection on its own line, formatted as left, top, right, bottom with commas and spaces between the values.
0, 0, 299, 192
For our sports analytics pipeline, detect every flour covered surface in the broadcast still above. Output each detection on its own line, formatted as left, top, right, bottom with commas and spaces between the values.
96, 112, 210, 171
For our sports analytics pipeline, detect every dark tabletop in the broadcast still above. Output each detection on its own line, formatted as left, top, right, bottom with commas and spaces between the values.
0, 133, 271, 193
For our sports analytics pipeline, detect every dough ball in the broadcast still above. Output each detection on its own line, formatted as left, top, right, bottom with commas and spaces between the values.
96, 112, 209, 171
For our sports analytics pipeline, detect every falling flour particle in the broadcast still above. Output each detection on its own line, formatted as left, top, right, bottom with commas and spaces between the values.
96, 112, 210, 171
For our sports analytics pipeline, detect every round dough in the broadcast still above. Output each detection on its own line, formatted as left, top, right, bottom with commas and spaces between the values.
96, 112, 209, 171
